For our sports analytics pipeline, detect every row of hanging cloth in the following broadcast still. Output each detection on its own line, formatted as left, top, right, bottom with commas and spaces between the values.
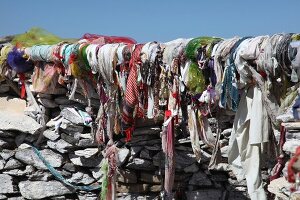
1, 32, 300, 200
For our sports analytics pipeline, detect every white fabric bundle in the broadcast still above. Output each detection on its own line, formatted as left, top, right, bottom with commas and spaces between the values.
214, 37, 240, 84
86, 44, 99, 74
97, 43, 120, 86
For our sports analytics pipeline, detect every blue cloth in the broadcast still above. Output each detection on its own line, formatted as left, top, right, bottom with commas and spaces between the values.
220, 37, 252, 112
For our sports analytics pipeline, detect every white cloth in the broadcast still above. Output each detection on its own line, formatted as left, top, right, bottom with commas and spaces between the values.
228, 86, 269, 200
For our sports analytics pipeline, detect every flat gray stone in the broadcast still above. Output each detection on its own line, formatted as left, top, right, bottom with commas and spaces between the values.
15, 148, 63, 170
175, 151, 197, 170
90, 167, 104, 180
3, 165, 34, 176
74, 148, 98, 158
118, 148, 130, 166
0, 139, 11, 149
0, 159, 5, 170
0, 96, 26, 114
0, 111, 42, 135
37, 93, 52, 99
0, 174, 17, 194
144, 144, 162, 151
69, 152, 102, 168
0, 149, 15, 160
77, 192, 98, 200
0, 194, 7, 200
221, 128, 232, 138
132, 127, 161, 136
60, 118, 84, 134
7, 197, 25, 200
129, 146, 143, 160
117, 169, 137, 183
61, 132, 80, 145
43, 129, 60, 141
38, 98, 58, 108
283, 139, 300, 154
4, 158, 23, 170
54, 96, 74, 105
19, 180, 73, 199
140, 149, 152, 160
61, 108, 84, 125
47, 139, 72, 154
184, 163, 199, 173
221, 146, 229, 158
77, 138, 95, 147
126, 158, 156, 171
0, 84, 9, 93
0, 130, 15, 138
188, 171, 212, 186
27, 170, 53, 181
67, 172, 95, 185
63, 162, 76, 172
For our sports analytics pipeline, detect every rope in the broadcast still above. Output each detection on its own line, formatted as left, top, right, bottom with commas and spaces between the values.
31, 146, 101, 191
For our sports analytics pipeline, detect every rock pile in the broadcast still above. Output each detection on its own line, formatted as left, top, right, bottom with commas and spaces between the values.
0, 80, 252, 200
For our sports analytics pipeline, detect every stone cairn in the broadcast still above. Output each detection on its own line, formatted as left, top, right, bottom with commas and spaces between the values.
0, 78, 258, 200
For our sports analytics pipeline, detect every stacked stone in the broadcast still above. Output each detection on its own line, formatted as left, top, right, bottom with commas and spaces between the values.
0, 80, 250, 200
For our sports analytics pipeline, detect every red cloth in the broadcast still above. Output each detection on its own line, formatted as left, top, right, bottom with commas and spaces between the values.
288, 146, 300, 183
81, 33, 137, 45
19, 73, 26, 99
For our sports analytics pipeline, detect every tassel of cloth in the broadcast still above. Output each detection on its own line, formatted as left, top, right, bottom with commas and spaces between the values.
188, 106, 202, 163
104, 143, 118, 200
122, 44, 144, 142
270, 125, 287, 181
288, 146, 300, 184
19, 73, 26, 99
162, 111, 175, 200
162, 78, 179, 199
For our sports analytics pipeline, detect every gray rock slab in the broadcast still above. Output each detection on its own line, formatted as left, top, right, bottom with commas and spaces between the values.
140, 149, 152, 160
118, 148, 130, 166
0, 84, 9, 93
126, 158, 156, 171
43, 129, 60, 141
47, 139, 72, 154
38, 98, 58, 108
0, 130, 15, 138
132, 127, 161, 136
19, 180, 73, 199
67, 171, 95, 185
74, 148, 98, 158
283, 139, 300, 154
0, 174, 17, 194
4, 158, 23, 170
3, 165, 35, 177
69, 153, 102, 168
0, 111, 42, 135
90, 167, 104, 180
184, 163, 199, 173
188, 171, 212, 186
15, 148, 63, 170
61, 108, 84, 125
0, 159, 5, 170
60, 118, 84, 134
77, 191, 98, 200
27, 170, 53, 181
